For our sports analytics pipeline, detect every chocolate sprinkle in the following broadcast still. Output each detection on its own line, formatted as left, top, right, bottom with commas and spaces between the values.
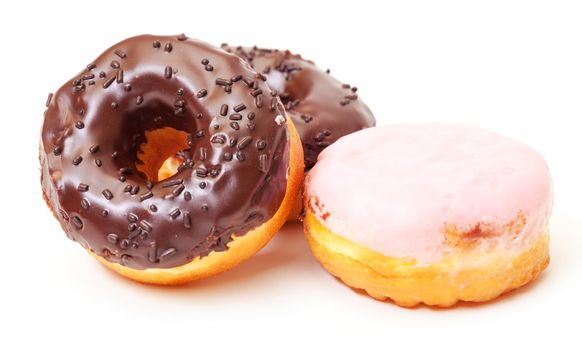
116, 70, 124, 83
169, 208, 181, 220
107, 233, 119, 244
172, 184, 185, 196
103, 76, 116, 89
158, 247, 177, 261
139, 220, 152, 232
45, 93, 53, 107
127, 213, 138, 222
148, 242, 158, 263
259, 154, 268, 173
183, 212, 192, 229
114, 49, 127, 59
237, 136, 252, 150
196, 89, 207, 98
275, 115, 286, 126
120, 239, 131, 249
220, 104, 228, 116
233, 103, 246, 112
216, 78, 231, 86
102, 189, 114, 200
89, 144, 100, 154
161, 179, 183, 188
256, 139, 267, 150
270, 97, 278, 111
130, 185, 140, 195
254, 94, 263, 108
140, 191, 153, 202
164, 66, 173, 79
243, 77, 253, 87
209, 134, 226, 146
71, 216, 83, 229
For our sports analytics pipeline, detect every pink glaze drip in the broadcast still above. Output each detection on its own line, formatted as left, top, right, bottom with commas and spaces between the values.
305, 123, 553, 265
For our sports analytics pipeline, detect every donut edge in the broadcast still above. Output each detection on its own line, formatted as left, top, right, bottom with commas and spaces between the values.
303, 209, 550, 307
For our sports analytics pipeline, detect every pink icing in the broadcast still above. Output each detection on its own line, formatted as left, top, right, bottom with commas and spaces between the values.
305, 123, 553, 265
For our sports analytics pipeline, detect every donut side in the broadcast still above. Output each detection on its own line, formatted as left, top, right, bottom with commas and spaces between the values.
304, 209, 549, 307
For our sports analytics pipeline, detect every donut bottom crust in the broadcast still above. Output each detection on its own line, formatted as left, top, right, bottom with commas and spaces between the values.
304, 210, 549, 307
92, 117, 304, 285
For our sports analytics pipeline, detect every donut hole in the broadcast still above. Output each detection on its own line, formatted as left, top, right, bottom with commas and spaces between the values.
136, 127, 190, 182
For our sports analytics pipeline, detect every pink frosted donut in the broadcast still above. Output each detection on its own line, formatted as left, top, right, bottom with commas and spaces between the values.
303, 123, 552, 307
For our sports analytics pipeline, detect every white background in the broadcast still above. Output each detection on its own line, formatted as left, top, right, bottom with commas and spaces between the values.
1, 0, 581, 349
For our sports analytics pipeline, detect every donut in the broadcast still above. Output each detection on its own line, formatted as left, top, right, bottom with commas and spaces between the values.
221, 45, 376, 217
304, 123, 552, 307
40, 34, 304, 285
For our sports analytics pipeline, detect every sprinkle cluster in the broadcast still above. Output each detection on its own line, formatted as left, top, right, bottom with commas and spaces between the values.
222, 44, 370, 169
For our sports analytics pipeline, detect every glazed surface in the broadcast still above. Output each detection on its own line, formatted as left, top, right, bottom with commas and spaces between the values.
222, 45, 376, 169
40, 34, 290, 269
305, 123, 553, 264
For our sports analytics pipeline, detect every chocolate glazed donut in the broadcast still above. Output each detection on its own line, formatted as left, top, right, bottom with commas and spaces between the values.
221, 45, 376, 169
40, 34, 304, 283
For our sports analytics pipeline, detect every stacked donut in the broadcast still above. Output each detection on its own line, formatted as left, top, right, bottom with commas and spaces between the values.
40, 34, 552, 307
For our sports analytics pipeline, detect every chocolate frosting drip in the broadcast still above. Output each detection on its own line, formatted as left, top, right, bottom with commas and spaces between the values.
222, 45, 375, 169
40, 34, 290, 269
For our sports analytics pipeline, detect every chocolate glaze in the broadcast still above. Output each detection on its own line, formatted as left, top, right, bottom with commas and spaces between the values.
40, 34, 290, 270
222, 45, 375, 169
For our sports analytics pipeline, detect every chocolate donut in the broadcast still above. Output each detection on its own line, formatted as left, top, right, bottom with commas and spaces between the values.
40, 34, 304, 283
221, 45, 376, 169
